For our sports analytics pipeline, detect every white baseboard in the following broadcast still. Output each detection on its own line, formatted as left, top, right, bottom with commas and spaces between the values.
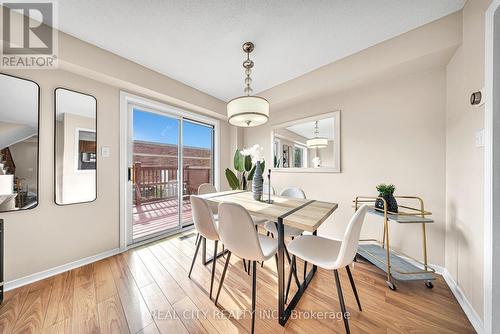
4, 248, 121, 291
442, 269, 484, 334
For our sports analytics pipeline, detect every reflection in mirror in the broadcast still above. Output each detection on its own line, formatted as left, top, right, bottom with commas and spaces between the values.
272, 111, 340, 172
0, 73, 39, 212
55, 88, 97, 205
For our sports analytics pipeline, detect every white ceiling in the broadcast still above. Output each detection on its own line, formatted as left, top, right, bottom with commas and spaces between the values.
56, 0, 465, 101
287, 118, 334, 140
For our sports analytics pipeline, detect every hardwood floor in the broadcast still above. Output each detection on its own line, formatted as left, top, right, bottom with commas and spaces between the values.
1, 232, 475, 334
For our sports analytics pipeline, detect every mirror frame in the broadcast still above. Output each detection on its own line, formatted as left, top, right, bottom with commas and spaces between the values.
54, 87, 98, 206
0, 72, 40, 212
270, 110, 341, 173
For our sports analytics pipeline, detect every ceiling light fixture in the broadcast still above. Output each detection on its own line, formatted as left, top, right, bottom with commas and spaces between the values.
306, 121, 328, 148
227, 42, 269, 127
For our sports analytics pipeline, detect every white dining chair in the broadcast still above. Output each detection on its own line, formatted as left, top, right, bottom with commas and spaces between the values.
197, 183, 266, 274
215, 202, 278, 334
286, 205, 369, 334
188, 195, 221, 300
264, 187, 306, 239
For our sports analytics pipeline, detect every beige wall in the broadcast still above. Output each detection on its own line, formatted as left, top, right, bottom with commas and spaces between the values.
0, 13, 230, 281
445, 0, 491, 321
243, 67, 447, 266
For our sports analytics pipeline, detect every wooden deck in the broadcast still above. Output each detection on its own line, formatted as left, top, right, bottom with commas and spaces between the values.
0, 231, 475, 333
133, 199, 193, 240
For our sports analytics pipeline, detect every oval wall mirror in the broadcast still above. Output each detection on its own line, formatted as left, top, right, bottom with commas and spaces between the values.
55, 88, 97, 205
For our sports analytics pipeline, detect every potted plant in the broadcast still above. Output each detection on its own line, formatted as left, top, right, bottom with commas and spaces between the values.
375, 184, 399, 213
225, 145, 265, 193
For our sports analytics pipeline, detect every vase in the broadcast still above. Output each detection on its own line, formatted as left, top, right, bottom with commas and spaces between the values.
252, 161, 263, 201
375, 193, 399, 213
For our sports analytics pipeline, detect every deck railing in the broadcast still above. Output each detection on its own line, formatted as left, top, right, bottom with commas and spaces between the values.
133, 162, 211, 205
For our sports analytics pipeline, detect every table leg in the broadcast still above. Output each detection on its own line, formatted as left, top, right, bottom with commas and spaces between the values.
278, 226, 318, 326
277, 217, 286, 325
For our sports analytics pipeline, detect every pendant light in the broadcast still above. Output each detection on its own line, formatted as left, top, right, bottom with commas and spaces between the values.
227, 42, 269, 127
306, 121, 328, 148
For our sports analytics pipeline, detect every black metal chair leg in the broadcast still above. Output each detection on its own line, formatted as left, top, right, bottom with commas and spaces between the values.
346, 265, 362, 311
303, 261, 308, 281
188, 235, 202, 278
267, 231, 270, 237
215, 251, 232, 306
251, 261, 257, 334
243, 258, 248, 273
209, 240, 218, 300
333, 269, 350, 334
247, 260, 251, 275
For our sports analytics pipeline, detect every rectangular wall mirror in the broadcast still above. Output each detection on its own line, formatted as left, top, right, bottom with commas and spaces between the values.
271, 111, 340, 173
0, 73, 40, 212
55, 88, 97, 205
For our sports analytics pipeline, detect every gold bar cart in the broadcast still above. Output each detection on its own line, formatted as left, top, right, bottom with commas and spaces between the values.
354, 196, 435, 290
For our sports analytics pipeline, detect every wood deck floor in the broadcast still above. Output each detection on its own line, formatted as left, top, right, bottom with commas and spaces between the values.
133, 199, 193, 240
0, 231, 475, 334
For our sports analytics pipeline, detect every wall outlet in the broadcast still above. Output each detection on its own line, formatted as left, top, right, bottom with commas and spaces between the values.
101, 146, 110, 157
475, 129, 485, 148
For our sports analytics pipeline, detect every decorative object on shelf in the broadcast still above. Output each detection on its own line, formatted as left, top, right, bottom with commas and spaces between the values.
375, 184, 399, 213
227, 42, 269, 127
312, 156, 321, 168
306, 120, 328, 148
225, 145, 265, 191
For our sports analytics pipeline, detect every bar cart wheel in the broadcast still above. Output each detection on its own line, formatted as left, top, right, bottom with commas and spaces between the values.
425, 281, 434, 289
386, 281, 397, 291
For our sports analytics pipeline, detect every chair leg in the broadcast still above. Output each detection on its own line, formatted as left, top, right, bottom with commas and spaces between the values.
333, 269, 350, 334
285, 255, 295, 304
247, 260, 251, 275
243, 258, 248, 273
195, 233, 200, 245
188, 235, 202, 278
346, 265, 362, 311
210, 240, 218, 300
251, 261, 257, 334
303, 261, 308, 281
267, 231, 270, 237
274, 254, 279, 274
215, 251, 232, 306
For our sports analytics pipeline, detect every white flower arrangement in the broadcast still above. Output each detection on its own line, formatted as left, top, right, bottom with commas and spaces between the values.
312, 156, 321, 168
241, 144, 264, 164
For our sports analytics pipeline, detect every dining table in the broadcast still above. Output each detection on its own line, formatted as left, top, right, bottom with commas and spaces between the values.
199, 190, 338, 326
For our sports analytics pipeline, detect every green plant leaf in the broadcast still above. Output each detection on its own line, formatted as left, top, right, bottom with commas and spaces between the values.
225, 168, 239, 190
242, 174, 247, 190
233, 150, 244, 172
247, 164, 256, 180
244, 155, 252, 172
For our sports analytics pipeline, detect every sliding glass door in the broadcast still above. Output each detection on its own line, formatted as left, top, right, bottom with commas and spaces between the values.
182, 119, 214, 227
128, 105, 215, 244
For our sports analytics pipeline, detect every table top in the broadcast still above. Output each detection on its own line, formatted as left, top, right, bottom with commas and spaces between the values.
199, 190, 338, 232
